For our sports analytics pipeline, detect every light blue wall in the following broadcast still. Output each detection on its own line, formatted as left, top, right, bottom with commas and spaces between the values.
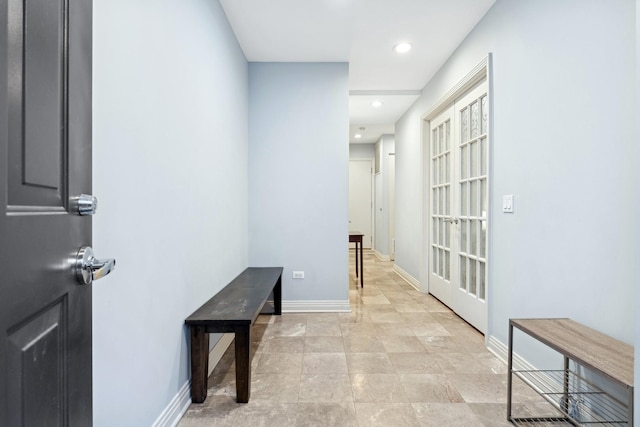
248, 63, 349, 303
93, 0, 249, 425
395, 0, 636, 353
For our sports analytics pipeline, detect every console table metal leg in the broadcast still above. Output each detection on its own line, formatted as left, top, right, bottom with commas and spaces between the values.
190, 326, 209, 403
562, 356, 570, 414
235, 325, 252, 403
507, 322, 514, 422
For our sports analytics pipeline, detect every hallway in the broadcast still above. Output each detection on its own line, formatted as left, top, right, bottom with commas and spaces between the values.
178, 252, 543, 426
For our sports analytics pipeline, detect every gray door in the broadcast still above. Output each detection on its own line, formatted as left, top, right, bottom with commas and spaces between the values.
1, 0, 94, 425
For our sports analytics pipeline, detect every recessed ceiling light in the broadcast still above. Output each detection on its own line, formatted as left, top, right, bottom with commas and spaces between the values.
371, 100, 383, 108
354, 133, 362, 139
393, 42, 412, 53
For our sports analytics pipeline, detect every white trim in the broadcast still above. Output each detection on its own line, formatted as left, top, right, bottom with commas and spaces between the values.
282, 300, 351, 312
487, 334, 537, 372
373, 250, 390, 261
151, 381, 191, 427
152, 334, 234, 427
422, 56, 489, 121
392, 264, 421, 292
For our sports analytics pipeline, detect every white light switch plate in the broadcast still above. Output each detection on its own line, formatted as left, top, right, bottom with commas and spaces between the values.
292, 271, 304, 279
503, 195, 514, 213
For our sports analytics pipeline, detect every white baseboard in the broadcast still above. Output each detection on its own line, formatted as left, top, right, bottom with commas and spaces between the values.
373, 250, 390, 261
151, 381, 191, 427
152, 334, 234, 427
282, 300, 351, 312
392, 264, 421, 291
487, 334, 537, 372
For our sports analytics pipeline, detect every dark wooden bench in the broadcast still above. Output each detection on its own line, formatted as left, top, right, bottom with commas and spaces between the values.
185, 267, 282, 403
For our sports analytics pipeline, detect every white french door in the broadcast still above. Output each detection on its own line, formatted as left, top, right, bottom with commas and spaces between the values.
429, 81, 489, 333
428, 106, 455, 305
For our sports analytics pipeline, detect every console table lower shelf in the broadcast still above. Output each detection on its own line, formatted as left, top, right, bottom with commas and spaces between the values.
507, 318, 633, 426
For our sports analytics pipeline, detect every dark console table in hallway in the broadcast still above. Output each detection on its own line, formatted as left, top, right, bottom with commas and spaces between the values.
349, 231, 364, 288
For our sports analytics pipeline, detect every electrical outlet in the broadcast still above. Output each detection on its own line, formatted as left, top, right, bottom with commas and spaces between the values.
292, 271, 304, 279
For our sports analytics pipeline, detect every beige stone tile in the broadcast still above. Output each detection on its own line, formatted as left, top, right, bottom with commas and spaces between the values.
302, 353, 348, 373
338, 311, 373, 324
369, 311, 404, 324
304, 336, 344, 353
398, 312, 439, 323
294, 403, 358, 427
260, 336, 305, 353
374, 324, 416, 336
399, 374, 465, 403
362, 295, 391, 304
342, 334, 383, 353
412, 402, 483, 426
305, 321, 342, 336
393, 303, 428, 312
433, 352, 494, 374
380, 336, 427, 353
264, 321, 306, 337
417, 336, 466, 353
298, 373, 354, 403
228, 402, 299, 426
473, 352, 509, 374
340, 322, 378, 337
407, 322, 451, 337
354, 403, 421, 427
346, 353, 395, 374
250, 373, 300, 402
388, 353, 442, 374
468, 402, 516, 426
447, 373, 508, 403
363, 303, 398, 313
253, 353, 303, 374
350, 373, 408, 403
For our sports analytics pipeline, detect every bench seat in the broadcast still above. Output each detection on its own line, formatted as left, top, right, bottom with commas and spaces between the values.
185, 267, 282, 403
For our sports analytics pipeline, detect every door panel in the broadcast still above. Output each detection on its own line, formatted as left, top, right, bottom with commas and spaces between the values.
349, 159, 373, 249
1, 0, 93, 425
8, 0, 67, 207
453, 84, 489, 333
428, 106, 455, 307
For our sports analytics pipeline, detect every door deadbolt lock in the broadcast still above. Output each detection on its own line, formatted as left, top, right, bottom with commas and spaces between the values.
70, 194, 98, 216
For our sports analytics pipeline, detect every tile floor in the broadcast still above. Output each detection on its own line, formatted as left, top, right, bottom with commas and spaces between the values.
178, 252, 547, 426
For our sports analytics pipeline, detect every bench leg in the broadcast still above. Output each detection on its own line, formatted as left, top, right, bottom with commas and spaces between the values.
274, 275, 282, 316
235, 325, 252, 403
190, 326, 209, 403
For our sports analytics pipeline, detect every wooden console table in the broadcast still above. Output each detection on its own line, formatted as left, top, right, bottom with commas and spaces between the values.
185, 267, 282, 403
349, 232, 364, 288
507, 318, 634, 426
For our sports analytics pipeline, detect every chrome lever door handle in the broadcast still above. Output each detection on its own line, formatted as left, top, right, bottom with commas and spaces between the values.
75, 246, 116, 285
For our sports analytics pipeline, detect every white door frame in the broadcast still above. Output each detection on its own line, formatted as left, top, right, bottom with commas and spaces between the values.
420, 55, 493, 337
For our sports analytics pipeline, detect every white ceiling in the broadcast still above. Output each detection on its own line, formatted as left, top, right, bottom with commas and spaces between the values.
219, 0, 495, 144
